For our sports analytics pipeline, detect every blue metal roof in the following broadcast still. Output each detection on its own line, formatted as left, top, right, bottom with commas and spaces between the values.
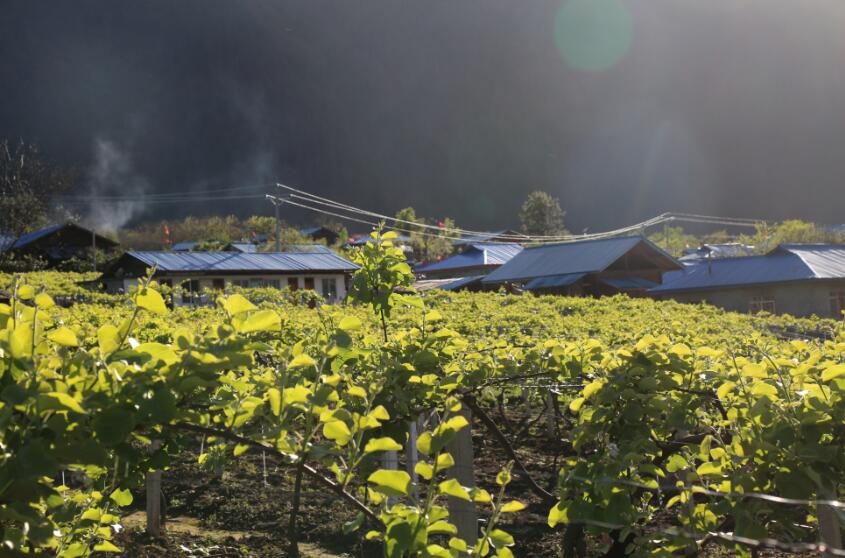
172, 242, 198, 252
125, 250, 358, 273
12, 224, 66, 248
772, 244, 845, 278
0, 234, 16, 253
416, 243, 522, 274
483, 236, 678, 284
524, 273, 586, 290
650, 250, 826, 294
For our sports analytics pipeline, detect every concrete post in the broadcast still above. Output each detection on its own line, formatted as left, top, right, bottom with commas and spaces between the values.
447, 407, 477, 545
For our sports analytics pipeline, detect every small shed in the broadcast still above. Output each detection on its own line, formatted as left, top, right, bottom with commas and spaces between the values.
482, 236, 681, 296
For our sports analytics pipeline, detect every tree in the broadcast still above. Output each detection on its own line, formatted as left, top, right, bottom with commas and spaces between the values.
648, 226, 700, 257
741, 220, 845, 253
0, 139, 77, 235
519, 191, 567, 237
393, 207, 455, 262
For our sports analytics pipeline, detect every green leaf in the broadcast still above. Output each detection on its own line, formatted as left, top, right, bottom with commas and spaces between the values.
93, 541, 122, 553
223, 294, 256, 315
48, 326, 79, 347
569, 397, 585, 413
109, 488, 133, 507
716, 381, 736, 400
364, 437, 403, 454
268, 388, 281, 416
415, 462, 434, 480
233, 444, 250, 456
289, 354, 317, 369
696, 462, 722, 478
338, 315, 362, 332
17, 285, 35, 300
136, 287, 168, 315
665, 454, 689, 473
37, 392, 86, 415
34, 292, 55, 309
438, 479, 470, 501
822, 364, 845, 382
98, 324, 121, 355
323, 420, 352, 446
547, 502, 569, 527
9, 324, 32, 358
239, 310, 281, 333
500, 501, 526, 513
368, 469, 411, 497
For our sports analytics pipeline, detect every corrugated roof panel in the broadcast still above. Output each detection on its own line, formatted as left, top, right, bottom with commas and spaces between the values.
172, 242, 198, 252
483, 236, 656, 284
650, 252, 815, 293
775, 245, 845, 278
524, 273, 586, 290
12, 224, 66, 248
127, 251, 358, 273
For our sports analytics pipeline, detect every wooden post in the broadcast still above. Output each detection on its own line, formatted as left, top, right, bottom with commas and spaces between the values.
145, 470, 162, 536
818, 487, 842, 557
447, 407, 477, 545
545, 392, 557, 439
406, 419, 420, 498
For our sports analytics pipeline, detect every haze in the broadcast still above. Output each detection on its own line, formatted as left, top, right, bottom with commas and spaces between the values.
2, 0, 845, 232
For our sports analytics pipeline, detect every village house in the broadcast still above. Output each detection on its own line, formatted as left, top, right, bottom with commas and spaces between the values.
100, 249, 358, 304
299, 226, 340, 245
650, 244, 845, 318
482, 236, 681, 295
0, 223, 118, 266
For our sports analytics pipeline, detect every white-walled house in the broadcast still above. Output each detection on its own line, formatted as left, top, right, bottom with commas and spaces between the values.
100, 249, 358, 304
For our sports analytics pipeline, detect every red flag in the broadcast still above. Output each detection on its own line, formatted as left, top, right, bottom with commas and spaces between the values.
438, 221, 445, 229
163, 224, 171, 245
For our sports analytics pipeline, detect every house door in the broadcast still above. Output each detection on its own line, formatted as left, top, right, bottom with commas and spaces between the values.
304, 277, 315, 291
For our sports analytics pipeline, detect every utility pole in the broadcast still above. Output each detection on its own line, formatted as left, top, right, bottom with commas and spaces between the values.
275, 201, 281, 252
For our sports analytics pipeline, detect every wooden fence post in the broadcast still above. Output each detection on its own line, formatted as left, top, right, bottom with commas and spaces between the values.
818, 487, 842, 557
406, 418, 420, 501
145, 470, 162, 536
146, 440, 163, 536
447, 407, 477, 545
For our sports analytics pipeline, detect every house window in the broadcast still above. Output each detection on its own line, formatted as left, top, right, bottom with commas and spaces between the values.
749, 296, 776, 314
232, 279, 249, 289
288, 277, 299, 291
321, 278, 338, 300
830, 291, 845, 319
304, 277, 315, 291
212, 278, 225, 291
181, 279, 200, 304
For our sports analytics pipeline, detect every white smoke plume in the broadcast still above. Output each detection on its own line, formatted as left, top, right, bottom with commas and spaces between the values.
84, 138, 150, 233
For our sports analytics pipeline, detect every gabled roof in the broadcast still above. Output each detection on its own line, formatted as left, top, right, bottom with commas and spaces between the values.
4, 223, 119, 250
416, 243, 522, 274
483, 236, 679, 284
111, 250, 358, 275
453, 229, 528, 246
651, 244, 845, 294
